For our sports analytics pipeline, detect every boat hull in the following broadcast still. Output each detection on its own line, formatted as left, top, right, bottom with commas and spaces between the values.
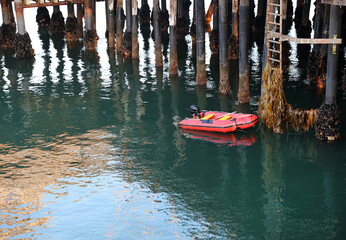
179, 111, 258, 133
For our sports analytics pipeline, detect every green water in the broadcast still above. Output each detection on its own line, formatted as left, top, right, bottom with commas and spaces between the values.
1, 6, 346, 240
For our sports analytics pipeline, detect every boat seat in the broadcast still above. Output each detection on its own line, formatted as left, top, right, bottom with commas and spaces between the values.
201, 114, 215, 120
219, 115, 232, 121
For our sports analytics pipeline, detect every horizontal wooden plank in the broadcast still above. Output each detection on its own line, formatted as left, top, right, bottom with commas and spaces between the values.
268, 39, 280, 44
24, 0, 85, 8
268, 3, 280, 7
268, 57, 281, 63
268, 48, 281, 54
321, 0, 346, 6
281, 35, 342, 44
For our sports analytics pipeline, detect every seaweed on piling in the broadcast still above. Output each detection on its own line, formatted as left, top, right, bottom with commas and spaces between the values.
83, 30, 98, 50
49, 9, 65, 34
65, 17, 81, 41
228, 34, 239, 59
0, 23, 16, 49
315, 102, 340, 141
209, 29, 219, 54
14, 32, 34, 58
36, 7, 50, 28
259, 63, 319, 134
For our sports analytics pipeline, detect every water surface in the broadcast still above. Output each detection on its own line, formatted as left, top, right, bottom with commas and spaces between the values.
0, 5, 346, 240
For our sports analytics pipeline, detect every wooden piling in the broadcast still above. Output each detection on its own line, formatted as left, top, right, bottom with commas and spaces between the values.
8, 1, 15, 26
169, 0, 178, 75
196, 0, 206, 85
116, 0, 123, 52
84, 0, 98, 50
306, 0, 324, 84
294, 0, 304, 29
65, 2, 80, 41
213, 0, 219, 30
77, 4, 83, 35
238, 0, 250, 103
229, 0, 239, 59
107, 0, 116, 48
125, 0, 132, 32
210, 0, 219, 54
255, 0, 266, 30
153, 0, 163, 67
92, 0, 96, 31
176, 0, 189, 39
160, 0, 169, 31
2, 0, 11, 25
131, 0, 139, 58
36, 7, 50, 28
219, 0, 230, 95
1, 0, 16, 49
139, 0, 150, 25
14, 0, 34, 57
297, 0, 312, 37
49, 6, 65, 34
191, 0, 196, 48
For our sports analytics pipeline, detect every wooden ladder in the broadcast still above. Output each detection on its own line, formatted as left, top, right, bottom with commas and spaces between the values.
266, 0, 283, 70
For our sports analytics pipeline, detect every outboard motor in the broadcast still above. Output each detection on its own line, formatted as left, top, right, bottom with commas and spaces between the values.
189, 105, 202, 119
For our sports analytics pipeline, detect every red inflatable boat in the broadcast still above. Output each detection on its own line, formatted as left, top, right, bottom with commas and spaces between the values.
179, 105, 258, 133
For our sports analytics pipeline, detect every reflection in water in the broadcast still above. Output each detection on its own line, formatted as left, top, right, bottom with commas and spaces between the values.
0, 4, 345, 239
0, 129, 116, 238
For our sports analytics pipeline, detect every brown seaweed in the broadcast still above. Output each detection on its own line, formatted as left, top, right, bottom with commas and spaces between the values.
259, 63, 319, 133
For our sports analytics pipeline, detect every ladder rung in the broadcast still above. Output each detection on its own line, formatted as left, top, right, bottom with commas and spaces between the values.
268, 57, 281, 63
269, 48, 281, 54
268, 39, 280, 44
268, 0, 280, 4
268, 12, 282, 16
268, 3, 280, 7
268, 30, 280, 36
268, 21, 280, 26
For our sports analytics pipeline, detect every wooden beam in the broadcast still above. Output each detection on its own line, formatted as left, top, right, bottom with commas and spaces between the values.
268, 33, 342, 44
24, 0, 85, 8
321, 0, 346, 6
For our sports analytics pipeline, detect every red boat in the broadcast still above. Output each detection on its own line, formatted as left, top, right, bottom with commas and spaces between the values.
179, 105, 258, 133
